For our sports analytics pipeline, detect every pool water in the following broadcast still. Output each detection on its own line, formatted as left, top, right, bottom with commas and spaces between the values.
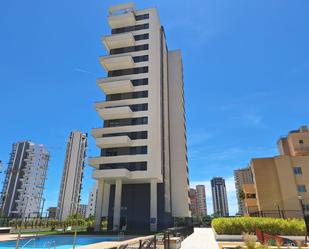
0, 235, 117, 249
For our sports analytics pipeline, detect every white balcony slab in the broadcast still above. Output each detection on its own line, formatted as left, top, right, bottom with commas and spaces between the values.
96, 135, 131, 149
100, 55, 134, 72
103, 33, 135, 51
96, 106, 133, 120
97, 79, 133, 94
108, 12, 136, 29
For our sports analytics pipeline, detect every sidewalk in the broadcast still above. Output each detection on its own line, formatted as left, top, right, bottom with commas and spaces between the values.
181, 228, 219, 249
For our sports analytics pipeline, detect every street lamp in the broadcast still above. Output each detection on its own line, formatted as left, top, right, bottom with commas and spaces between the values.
298, 195, 308, 245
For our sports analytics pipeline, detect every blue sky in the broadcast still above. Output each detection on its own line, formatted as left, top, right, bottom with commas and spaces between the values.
0, 0, 308, 215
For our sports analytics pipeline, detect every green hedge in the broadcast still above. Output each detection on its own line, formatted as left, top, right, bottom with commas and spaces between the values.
212, 217, 305, 236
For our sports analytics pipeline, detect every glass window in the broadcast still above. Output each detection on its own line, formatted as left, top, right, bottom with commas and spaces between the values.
297, 185, 307, 193
293, 167, 302, 175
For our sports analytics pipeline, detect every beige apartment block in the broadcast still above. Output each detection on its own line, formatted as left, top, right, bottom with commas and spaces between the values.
89, 3, 190, 232
244, 126, 309, 218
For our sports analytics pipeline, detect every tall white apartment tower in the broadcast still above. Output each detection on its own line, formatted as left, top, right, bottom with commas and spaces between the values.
211, 177, 229, 217
0, 141, 49, 218
89, 3, 191, 231
234, 167, 253, 215
57, 131, 87, 220
196, 185, 207, 216
86, 182, 98, 218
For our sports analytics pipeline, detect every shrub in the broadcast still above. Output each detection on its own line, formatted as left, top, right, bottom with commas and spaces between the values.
212, 217, 305, 236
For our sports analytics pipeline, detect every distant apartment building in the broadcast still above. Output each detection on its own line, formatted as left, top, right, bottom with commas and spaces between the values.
89, 3, 191, 231
189, 188, 198, 215
196, 185, 207, 215
234, 167, 253, 215
86, 183, 98, 218
48, 207, 57, 219
244, 126, 309, 218
78, 204, 88, 218
57, 131, 87, 220
0, 141, 49, 218
211, 177, 229, 217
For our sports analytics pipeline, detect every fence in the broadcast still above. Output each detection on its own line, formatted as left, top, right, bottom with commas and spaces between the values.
249, 210, 304, 219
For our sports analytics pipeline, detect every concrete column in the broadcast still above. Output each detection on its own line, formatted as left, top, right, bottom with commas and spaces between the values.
150, 178, 158, 231
113, 179, 122, 231
94, 180, 104, 231
102, 183, 110, 217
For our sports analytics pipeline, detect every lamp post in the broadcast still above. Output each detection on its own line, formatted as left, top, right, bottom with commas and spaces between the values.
298, 195, 308, 245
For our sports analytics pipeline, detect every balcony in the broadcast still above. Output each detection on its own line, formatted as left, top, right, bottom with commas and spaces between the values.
108, 12, 136, 29
96, 135, 131, 149
103, 33, 135, 51
100, 55, 134, 72
96, 106, 133, 120
97, 79, 133, 94
89, 155, 147, 168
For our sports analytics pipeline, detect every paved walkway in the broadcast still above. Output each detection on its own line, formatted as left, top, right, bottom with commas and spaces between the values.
181, 228, 219, 249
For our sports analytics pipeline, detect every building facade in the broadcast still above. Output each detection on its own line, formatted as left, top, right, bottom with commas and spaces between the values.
244, 126, 309, 218
0, 141, 49, 218
234, 167, 253, 215
211, 177, 229, 217
86, 182, 98, 218
78, 204, 88, 218
89, 3, 191, 232
189, 189, 198, 215
57, 131, 87, 220
196, 185, 207, 216
48, 207, 57, 219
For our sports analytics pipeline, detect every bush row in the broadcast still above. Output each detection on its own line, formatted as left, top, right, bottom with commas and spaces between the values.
212, 217, 306, 236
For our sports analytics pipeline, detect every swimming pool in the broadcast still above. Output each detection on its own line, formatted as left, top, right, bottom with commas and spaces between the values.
0, 235, 117, 249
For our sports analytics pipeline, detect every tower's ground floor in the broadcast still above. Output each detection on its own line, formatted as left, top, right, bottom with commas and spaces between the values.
94, 179, 191, 232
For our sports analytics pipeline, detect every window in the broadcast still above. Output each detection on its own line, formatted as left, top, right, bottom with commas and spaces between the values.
108, 66, 148, 77
246, 193, 256, 199
133, 55, 149, 63
104, 117, 148, 127
131, 78, 148, 86
297, 185, 307, 193
134, 33, 149, 41
103, 131, 147, 140
293, 167, 302, 175
111, 23, 149, 34
100, 161, 147, 171
135, 13, 149, 21
110, 44, 149, 55
106, 91, 148, 101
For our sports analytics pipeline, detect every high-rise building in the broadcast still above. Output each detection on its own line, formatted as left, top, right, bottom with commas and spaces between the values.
244, 126, 309, 218
234, 168, 253, 215
57, 131, 87, 220
189, 188, 198, 215
0, 141, 49, 218
88, 3, 190, 232
211, 177, 229, 217
48, 207, 57, 219
86, 182, 98, 218
78, 204, 88, 218
196, 185, 207, 216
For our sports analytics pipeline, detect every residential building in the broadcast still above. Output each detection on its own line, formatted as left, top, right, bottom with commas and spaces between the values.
189, 188, 198, 215
78, 204, 88, 218
211, 177, 229, 217
89, 3, 191, 231
234, 167, 253, 215
57, 131, 87, 220
86, 182, 98, 218
48, 207, 57, 219
244, 126, 309, 218
196, 185, 207, 215
0, 141, 49, 218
